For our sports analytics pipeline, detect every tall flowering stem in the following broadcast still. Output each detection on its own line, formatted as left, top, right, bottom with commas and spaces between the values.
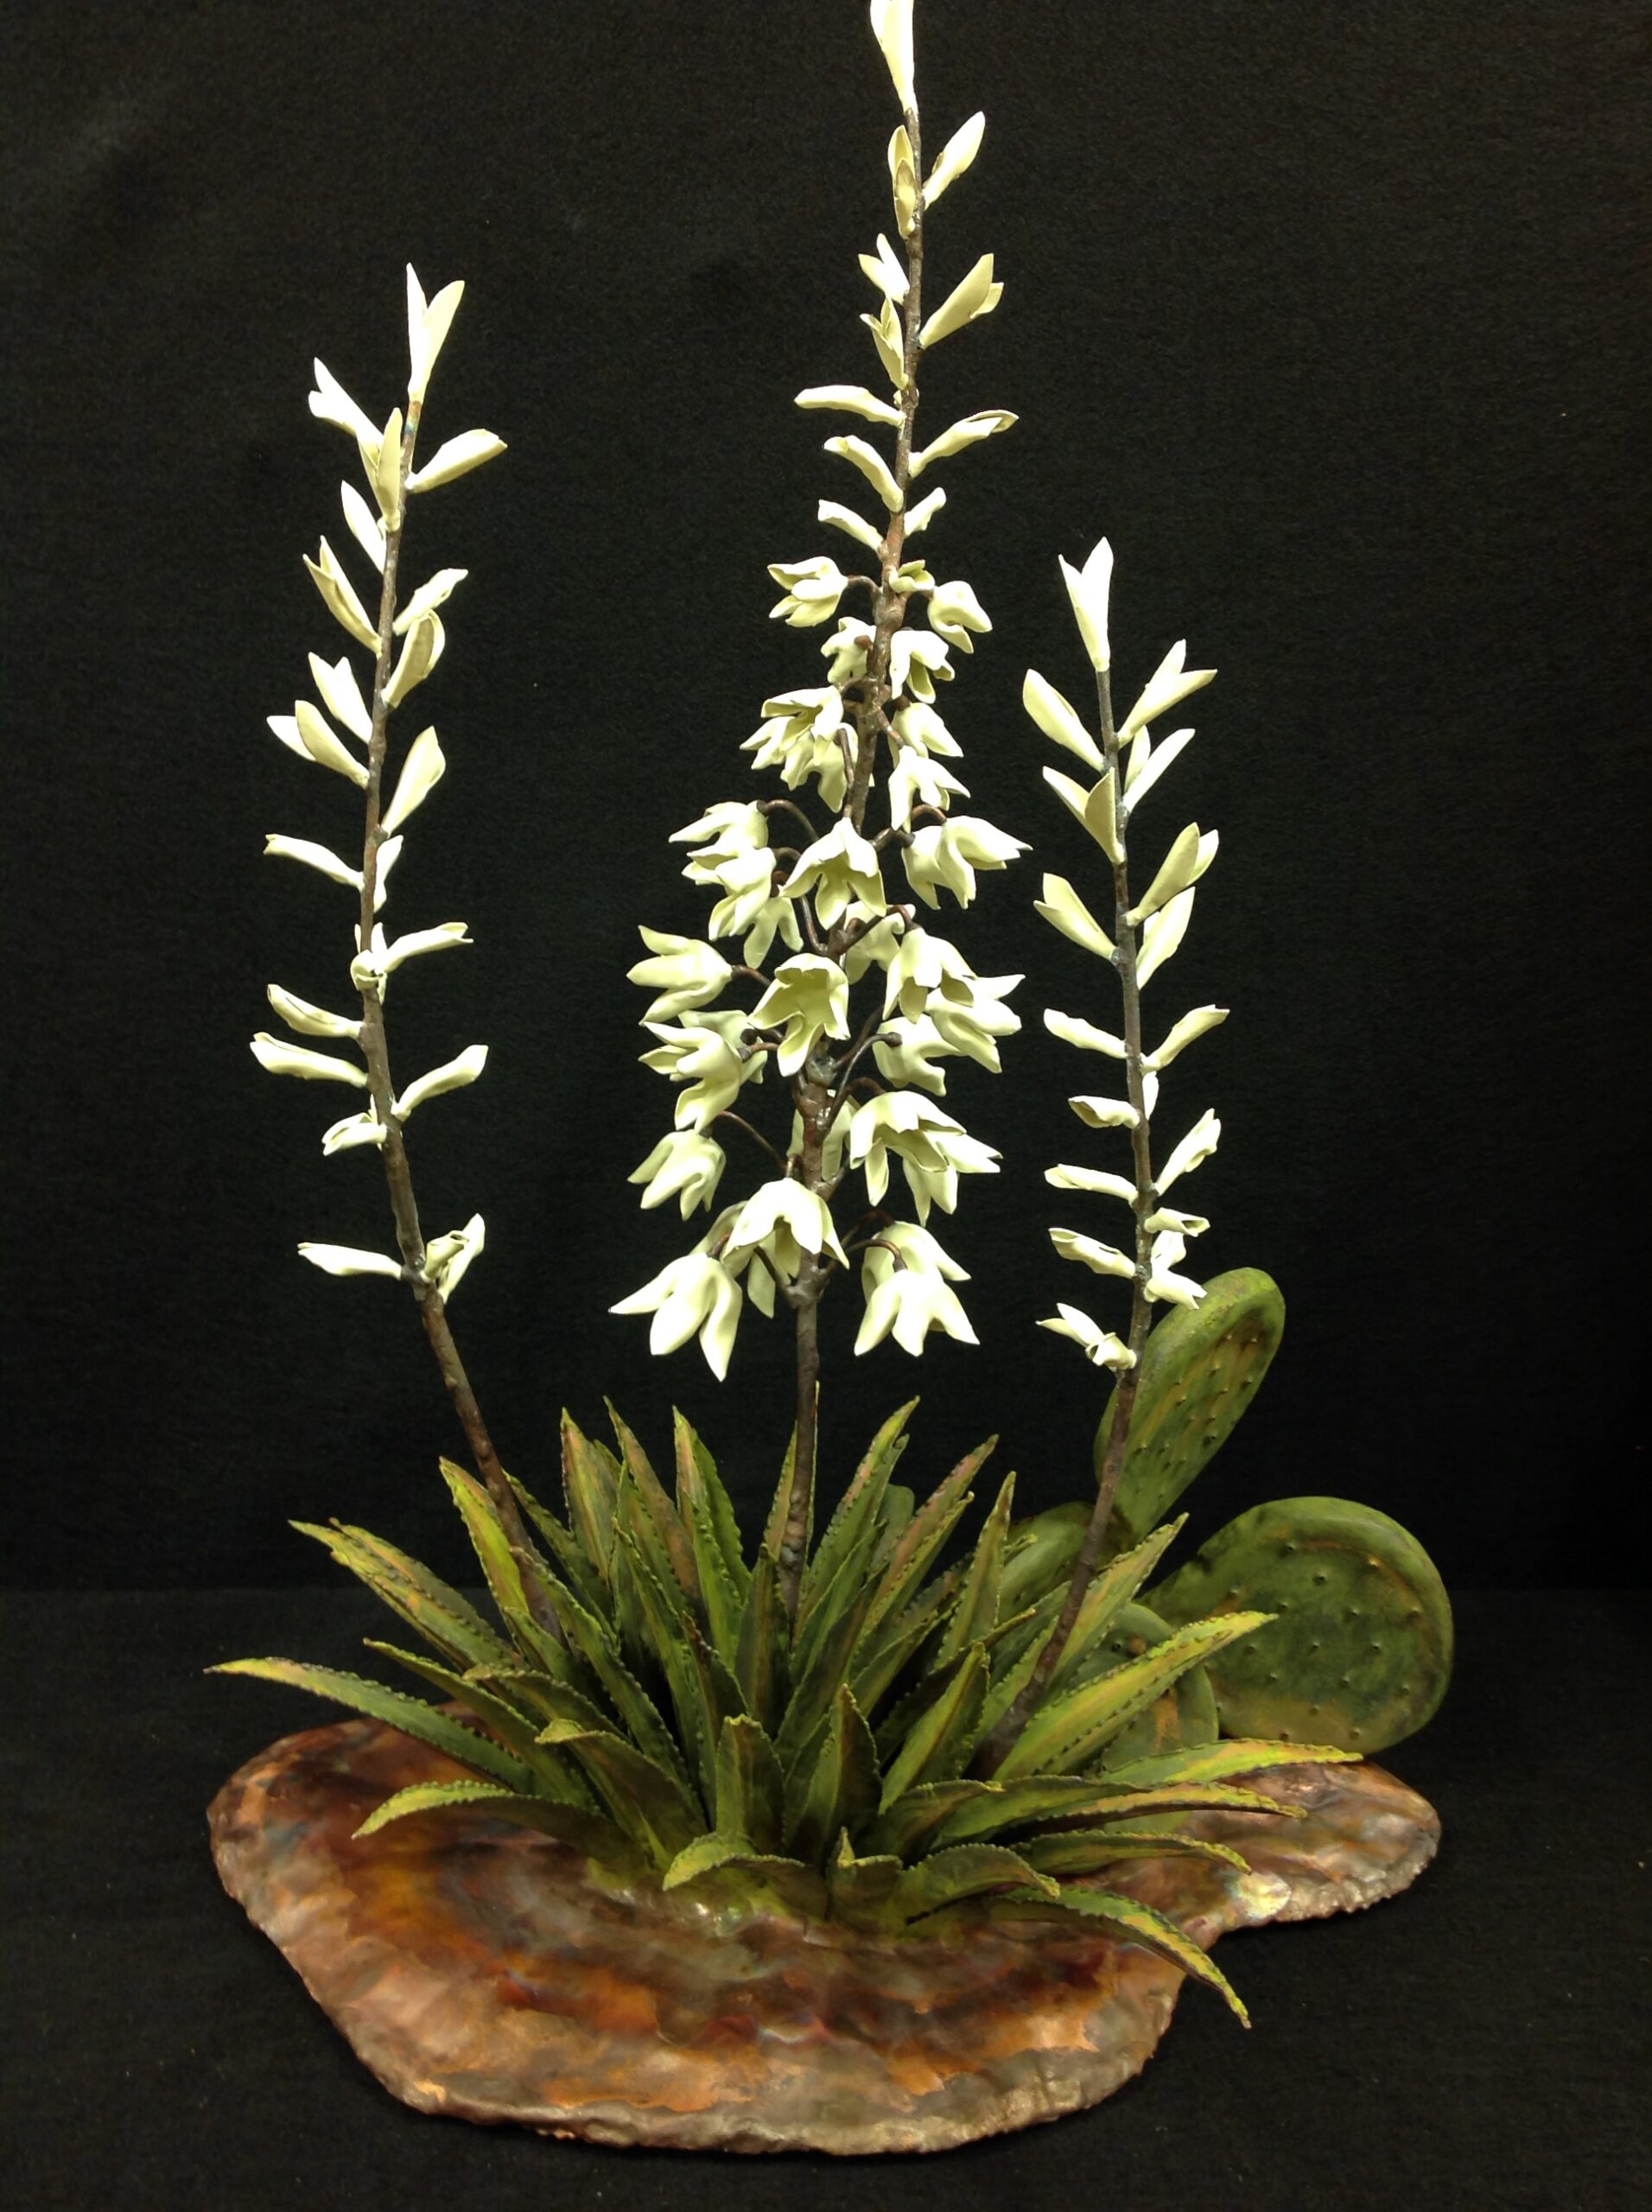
251, 274, 539, 1579
981, 548, 1221, 1766
614, 1, 1023, 1616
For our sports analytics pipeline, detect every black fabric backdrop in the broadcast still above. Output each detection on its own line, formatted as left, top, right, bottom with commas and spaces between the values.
4, 1, 1647, 1588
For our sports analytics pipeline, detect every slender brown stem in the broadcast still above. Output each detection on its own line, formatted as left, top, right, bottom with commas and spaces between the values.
348, 401, 548, 1611
978, 664, 1157, 1769
714, 1109, 788, 1172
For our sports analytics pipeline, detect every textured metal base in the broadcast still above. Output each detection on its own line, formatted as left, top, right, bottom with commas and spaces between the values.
209, 1717, 1439, 2154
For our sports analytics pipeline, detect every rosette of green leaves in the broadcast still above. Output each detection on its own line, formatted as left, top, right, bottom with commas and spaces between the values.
216, 1398, 1359, 2023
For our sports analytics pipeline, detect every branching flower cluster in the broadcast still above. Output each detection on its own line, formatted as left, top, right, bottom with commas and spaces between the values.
613, 0, 1024, 1441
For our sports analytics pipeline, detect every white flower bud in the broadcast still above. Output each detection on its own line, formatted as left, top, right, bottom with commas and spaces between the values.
1044, 1008, 1128, 1058
381, 727, 447, 834
1058, 539, 1114, 672
911, 409, 1017, 476
251, 1033, 366, 1085
1049, 1227, 1135, 1280
303, 537, 378, 652
924, 111, 985, 206
407, 429, 506, 492
869, 0, 916, 111
1158, 1108, 1222, 1192
406, 265, 464, 405
394, 1044, 487, 1121
824, 434, 903, 512
1035, 873, 1115, 960
1038, 1303, 1135, 1370
294, 700, 368, 785
1121, 640, 1216, 735
1144, 1005, 1229, 1071
296, 1240, 403, 1281
918, 253, 1001, 348
1023, 671, 1104, 772
308, 652, 374, 742
263, 834, 362, 890
267, 985, 361, 1040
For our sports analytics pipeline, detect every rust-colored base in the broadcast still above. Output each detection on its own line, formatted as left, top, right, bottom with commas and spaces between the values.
209, 1718, 1439, 2154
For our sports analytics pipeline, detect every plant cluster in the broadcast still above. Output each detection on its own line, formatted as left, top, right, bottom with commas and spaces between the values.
221, 0, 1451, 2040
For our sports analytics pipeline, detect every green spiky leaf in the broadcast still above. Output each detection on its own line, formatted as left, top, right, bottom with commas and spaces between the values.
734, 1546, 791, 1734
292, 1520, 514, 1675
937, 1470, 1016, 1666
797, 1398, 915, 1633
1018, 1826, 1249, 1877
536, 1718, 702, 1863
893, 1842, 1058, 1923
877, 1646, 988, 1808
212, 1658, 537, 1790
353, 1778, 640, 1870
788, 1685, 881, 1864
995, 1611, 1273, 1781
998, 1885, 1250, 2024
607, 1402, 697, 1599
714, 1714, 785, 1855
673, 1411, 748, 1662
1102, 1738, 1362, 1789
559, 1411, 618, 1586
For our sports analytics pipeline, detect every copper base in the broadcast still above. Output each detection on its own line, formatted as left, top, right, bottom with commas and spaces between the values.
209, 1717, 1439, 2154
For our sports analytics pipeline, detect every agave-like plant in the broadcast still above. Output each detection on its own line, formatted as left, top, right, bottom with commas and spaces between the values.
219, 1400, 1361, 2021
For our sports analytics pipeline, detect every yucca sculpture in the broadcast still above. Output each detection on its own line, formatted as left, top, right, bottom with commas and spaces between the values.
213, 0, 1449, 2151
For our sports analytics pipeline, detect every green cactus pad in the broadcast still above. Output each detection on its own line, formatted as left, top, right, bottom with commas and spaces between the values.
1147, 1496, 1453, 1753
1099, 1268, 1286, 1552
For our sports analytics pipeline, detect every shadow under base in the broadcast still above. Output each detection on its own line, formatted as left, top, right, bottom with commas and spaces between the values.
209, 1717, 1439, 2154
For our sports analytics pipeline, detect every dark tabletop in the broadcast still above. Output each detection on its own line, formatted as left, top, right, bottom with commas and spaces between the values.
5, 1587, 1648, 2212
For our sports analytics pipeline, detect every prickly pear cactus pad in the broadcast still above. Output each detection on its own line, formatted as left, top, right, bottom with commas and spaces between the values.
208, 1711, 1439, 2154
1148, 1497, 1455, 1752
1100, 1270, 1286, 1552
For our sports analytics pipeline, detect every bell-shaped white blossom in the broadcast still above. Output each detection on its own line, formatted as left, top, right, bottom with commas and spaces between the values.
926, 969, 1023, 1071
394, 1044, 486, 1122
927, 579, 992, 650
1050, 1226, 1136, 1280
893, 699, 961, 757
1157, 1108, 1221, 1192
748, 955, 853, 1076
1038, 1303, 1134, 1370
629, 1130, 727, 1220
1023, 671, 1104, 773
1144, 1004, 1228, 1071
641, 1014, 759, 1132
405, 266, 464, 406
407, 429, 506, 493
887, 747, 969, 829
1120, 639, 1216, 736
855, 1219, 975, 1355
911, 409, 1016, 476
924, 111, 985, 206
422, 1213, 486, 1303
824, 433, 903, 512
902, 816, 1026, 909
919, 253, 1001, 348
869, 0, 916, 111
724, 1179, 848, 1268
784, 819, 886, 928
308, 652, 374, 743
855, 1262, 978, 1357
297, 1239, 403, 1281
1058, 539, 1114, 673
612, 1251, 744, 1379
745, 687, 853, 810
380, 727, 446, 834
1035, 872, 1115, 960
251, 1032, 366, 1086
627, 928, 734, 1023
303, 537, 378, 652
768, 556, 851, 627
